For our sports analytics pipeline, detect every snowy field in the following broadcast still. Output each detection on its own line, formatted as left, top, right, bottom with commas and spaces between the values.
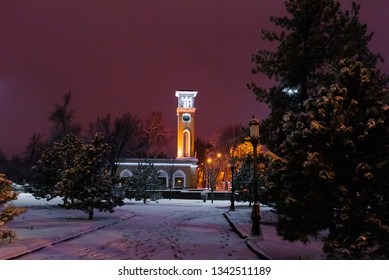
1, 193, 258, 260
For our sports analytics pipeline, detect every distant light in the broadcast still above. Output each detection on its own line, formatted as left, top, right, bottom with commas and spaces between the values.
282, 87, 299, 95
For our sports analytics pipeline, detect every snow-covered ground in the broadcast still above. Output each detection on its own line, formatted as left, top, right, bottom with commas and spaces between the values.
1, 193, 258, 260
2, 194, 384, 280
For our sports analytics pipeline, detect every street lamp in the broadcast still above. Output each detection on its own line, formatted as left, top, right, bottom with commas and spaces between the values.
229, 158, 236, 211
249, 117, 261, 236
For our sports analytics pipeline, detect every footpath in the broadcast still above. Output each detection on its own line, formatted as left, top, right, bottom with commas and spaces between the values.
1, 194, 326, 260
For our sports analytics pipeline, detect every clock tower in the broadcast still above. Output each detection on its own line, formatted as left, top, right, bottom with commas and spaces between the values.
176, 90, 197, 158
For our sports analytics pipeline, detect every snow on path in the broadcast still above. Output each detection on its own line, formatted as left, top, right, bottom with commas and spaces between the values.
2, 194, 258, 260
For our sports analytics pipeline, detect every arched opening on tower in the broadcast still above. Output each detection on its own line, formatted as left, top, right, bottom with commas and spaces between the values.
183, 129, 191, 157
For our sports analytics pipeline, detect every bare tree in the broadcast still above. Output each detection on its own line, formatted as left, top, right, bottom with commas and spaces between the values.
23, 133, 45, 165
141, 111, 171, 158
89, 112, 141, 175
211, 124, 246, 157
205, 152, 225, 203
21, 133, 46, 183
208, 124, 247, 192
48, 91, 81, 143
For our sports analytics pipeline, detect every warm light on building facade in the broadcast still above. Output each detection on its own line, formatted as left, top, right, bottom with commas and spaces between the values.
176, 90, 197, 158
116, 90, 199, 189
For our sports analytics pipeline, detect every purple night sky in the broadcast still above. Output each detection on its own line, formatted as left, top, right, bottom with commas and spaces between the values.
1, 0, 389, 157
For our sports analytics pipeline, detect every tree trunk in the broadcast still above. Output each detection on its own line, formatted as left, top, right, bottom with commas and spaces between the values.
88, 208, 94, 220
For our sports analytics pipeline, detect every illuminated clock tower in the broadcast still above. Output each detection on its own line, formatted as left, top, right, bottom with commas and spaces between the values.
176, 90, 197, 158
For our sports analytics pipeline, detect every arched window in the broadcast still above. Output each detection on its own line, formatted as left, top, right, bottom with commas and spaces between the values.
119, 169, 133, 188
157, 169, 169, 189
173, 169, 186, 189
119, 169, 133, 178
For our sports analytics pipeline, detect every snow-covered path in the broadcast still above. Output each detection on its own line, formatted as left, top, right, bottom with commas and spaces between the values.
13, 200, 258, 260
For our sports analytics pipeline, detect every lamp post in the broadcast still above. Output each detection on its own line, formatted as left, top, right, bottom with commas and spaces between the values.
229, 158, 236, 211
249, 117, 261, 236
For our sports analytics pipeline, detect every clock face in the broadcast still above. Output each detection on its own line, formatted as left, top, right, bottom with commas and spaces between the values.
182, 114, 191, 122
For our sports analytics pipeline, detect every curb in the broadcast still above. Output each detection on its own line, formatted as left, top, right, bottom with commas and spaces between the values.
246, 239, 270, 260
223, 212, 248, 239
223, 211, 270, 260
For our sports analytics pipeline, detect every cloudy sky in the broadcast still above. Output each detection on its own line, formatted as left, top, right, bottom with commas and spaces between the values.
1, 0, 389, 157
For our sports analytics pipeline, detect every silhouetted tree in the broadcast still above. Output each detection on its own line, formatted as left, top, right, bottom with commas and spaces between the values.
205, 152, 225, 202
23, 133, 45, 165
48, 91, 81, 143
211, 124, 246, 156
194, 138, 212, 188
22, 133, 45, 183
4, 155, 24, 184
88, 112, 141, 175
0, 150, 7, 173
141, 111, 171, 158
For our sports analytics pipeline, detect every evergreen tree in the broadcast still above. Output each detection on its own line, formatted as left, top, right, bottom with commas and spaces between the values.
248, 0, 388, 259
249, 0, 381, 154
0, 173, 26, 241
272, 59, 389, 259
59, 133, 123, 220
234, 146, 269, 206
234, 156, 253, 204
32, 133, 123, 219
127, 161, 160, 203
32, 134, 82, 200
